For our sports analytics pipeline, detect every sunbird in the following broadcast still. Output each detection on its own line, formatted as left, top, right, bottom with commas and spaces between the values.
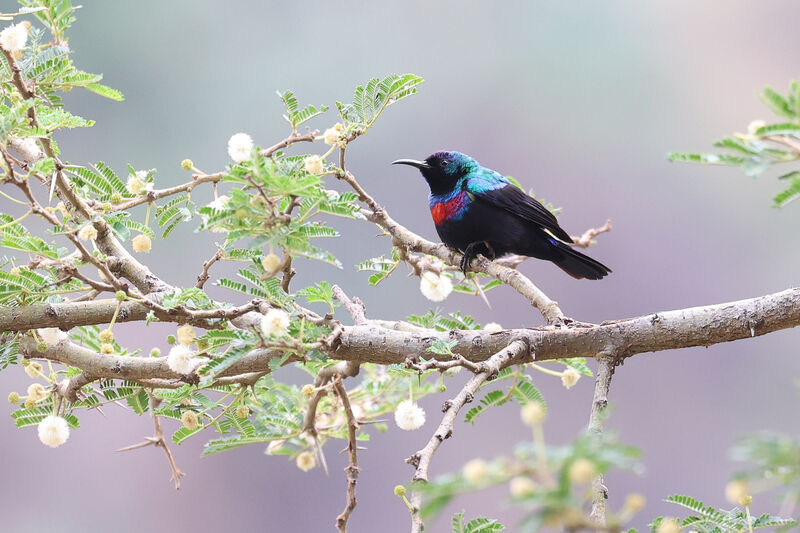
392, 151, 611, 279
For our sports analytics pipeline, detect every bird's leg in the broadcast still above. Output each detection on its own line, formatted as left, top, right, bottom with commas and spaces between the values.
460, 242, 484, 275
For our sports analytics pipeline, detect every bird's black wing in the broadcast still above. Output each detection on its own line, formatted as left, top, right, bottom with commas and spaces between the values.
468, 179, 573, 242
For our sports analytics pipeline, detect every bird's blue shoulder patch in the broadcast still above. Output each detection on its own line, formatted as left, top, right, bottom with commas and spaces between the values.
464, 168, 508, 194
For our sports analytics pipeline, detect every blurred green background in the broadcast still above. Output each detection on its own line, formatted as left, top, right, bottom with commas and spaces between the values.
2, 1, 799, 531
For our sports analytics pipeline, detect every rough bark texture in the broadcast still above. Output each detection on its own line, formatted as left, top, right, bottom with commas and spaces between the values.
14, 288, 800, 385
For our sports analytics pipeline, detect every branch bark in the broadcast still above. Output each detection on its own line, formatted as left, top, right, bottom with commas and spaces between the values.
13, 288, 800, 384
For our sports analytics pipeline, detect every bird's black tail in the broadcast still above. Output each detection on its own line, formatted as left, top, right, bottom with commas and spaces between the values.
551, 240, 611, 280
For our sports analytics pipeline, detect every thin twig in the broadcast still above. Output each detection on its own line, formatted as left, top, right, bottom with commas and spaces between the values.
587, 355, 618, 526
406, 340, 530, 533
196, 250, 223, 289
117, 390, 185, 489
333, 378, 360, 533
571, 219, 613, 248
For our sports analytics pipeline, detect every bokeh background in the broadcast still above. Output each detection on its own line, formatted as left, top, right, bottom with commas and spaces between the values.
1, 2, 799, 532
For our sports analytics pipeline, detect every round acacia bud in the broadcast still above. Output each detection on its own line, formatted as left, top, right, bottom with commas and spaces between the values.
181, 159, 194, 171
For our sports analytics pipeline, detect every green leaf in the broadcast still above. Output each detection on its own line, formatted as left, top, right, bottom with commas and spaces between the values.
85, 83, 124, 101
760, 87, 796, 120
465, 389, 509, 424
753, 123, 800, 136
773, 177, 800, 207
667, 152, 746, 165
297, 281, 336, 311
427, 339, 457, 355
125, 388, 149, 414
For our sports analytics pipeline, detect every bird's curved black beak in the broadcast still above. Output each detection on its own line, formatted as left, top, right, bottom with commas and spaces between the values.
392, 158, 431, 170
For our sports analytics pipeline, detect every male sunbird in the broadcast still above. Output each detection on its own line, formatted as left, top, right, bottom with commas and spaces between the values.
392, 151, 611, 279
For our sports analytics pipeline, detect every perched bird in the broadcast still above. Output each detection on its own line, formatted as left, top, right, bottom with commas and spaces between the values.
392, 151, 611, 279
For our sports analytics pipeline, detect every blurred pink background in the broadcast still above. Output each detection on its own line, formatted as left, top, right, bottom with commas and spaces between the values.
2, 2, 799, 531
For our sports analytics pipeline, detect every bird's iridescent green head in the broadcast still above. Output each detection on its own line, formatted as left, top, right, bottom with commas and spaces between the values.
392, 151, 479, 195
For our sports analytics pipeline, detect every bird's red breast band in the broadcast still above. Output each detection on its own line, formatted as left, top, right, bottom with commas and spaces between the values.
430, 191, 468, 225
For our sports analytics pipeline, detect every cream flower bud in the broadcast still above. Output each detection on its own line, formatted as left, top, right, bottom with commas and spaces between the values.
176, 324, 196, 346
0, 22, 29, 53
77, 224, 98, 241
181, 159, 194, 171
483, 322, 502, 331
509, 476, 537, 498
98, 329, 114, 343
394, 400, 425, 430
227, 133, 254, 163
38, 415, 70, 448
323, 126, 341, 145
462, 458, 488, 484
24, 361, 43, 378
181, 410, 199, 430
100, 343, 114, 354
261, 253, 282, 274
561, 367, 581, 389
747, 120, 766, 135
296, 451, 316, 472
235, 404, 250, 419
38, 328, 65, 346
132, 234, 151, 253
126, 174, 146, 195
725, 480, 751, 506
301, 384, 315, 398
8, 391, 20, 404
27, 383, 47, 402
419, 271, 453, 302
167, 345, 198, 374
568, 458, 596, 485
624, 493, 646, 513
260, 308, 290, 338
304, 155, 324, 175
520, 402, 546, 426
656, 519, 681, 533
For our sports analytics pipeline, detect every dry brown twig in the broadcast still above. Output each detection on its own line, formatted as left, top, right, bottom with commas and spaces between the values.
333, 378, 360, 533
116, 390, 184, 489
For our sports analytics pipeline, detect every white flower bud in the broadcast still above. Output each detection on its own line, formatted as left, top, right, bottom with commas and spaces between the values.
38, 328, 66, 346
38, 415, 70, 448
394, 400, 425, 430
304, 155, 324, 175
27, 383, 47, 402
296, 451, 316, 472
77, 225, 98, 241
520, 402, 546, 426
561, 367, 581, 389
323, 125, 341, 145
176, 324, 196, 346
131, 234, 151, 253
568, 458, 596, 485
462, 458, 488, 483
483, 322, 502, 331
126, 175, 146, 195
0, 22, 29, 53
227, 133, 254, 163
260, 308, 290, 338
509, 476, 537, 498
167, 345, 198, 374
261, 253, 282, 274
419, 271, 453, 302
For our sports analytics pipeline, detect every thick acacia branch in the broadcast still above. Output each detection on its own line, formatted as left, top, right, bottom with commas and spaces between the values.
10, 288, 800, 380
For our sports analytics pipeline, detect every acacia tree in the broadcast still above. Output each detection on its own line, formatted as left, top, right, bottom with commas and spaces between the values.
1, 3, 799, 533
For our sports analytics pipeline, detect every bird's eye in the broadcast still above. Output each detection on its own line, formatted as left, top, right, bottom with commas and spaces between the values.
439, 160, 448, 168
